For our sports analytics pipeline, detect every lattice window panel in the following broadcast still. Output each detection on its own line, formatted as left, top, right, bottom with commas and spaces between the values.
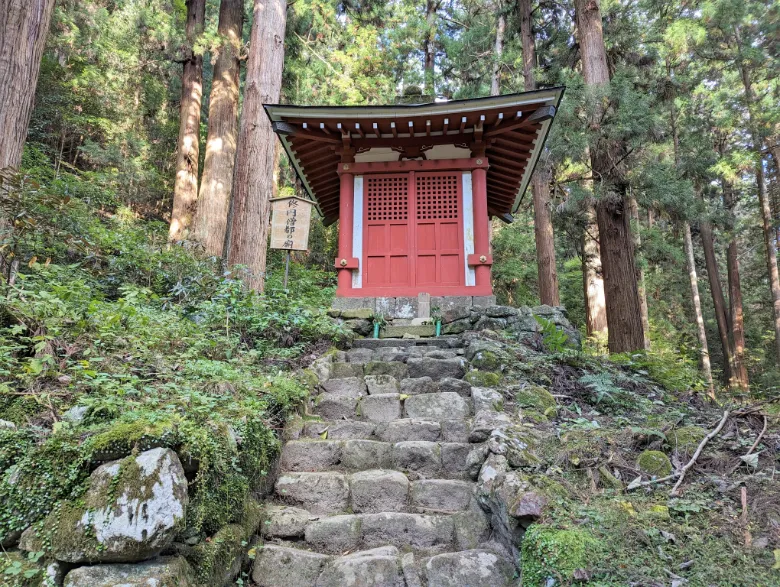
416, 175, 459, 220
366, 176, 408, 221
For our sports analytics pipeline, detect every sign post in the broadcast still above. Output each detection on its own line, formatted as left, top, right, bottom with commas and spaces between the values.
269, 196, 313, 289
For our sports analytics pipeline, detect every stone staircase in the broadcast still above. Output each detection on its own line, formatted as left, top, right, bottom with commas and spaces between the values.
252, 338, 518, 587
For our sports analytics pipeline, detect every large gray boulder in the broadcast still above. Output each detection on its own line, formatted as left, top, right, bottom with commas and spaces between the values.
424, 550, 515, 587
64, 556, 195, 586
407, 358, 466, 380
44, 448, 187, 564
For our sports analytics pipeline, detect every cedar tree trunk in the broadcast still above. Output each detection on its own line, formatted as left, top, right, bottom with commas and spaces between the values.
423, 0, 438, 96
169, 0, 206, 242
490, 10, 505, 97
583, 198, 607, 336
575, 0, 644, 353
684, 221, 715, 398
520, 0, 560, 306
0, 0, 55, 169
224, 0, 288, 291
628, 192, 650, 348
193, 0, 243, 256
723, 180, 749, 390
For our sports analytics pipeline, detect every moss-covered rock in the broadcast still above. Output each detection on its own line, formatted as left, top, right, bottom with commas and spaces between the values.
41, 447, 188, 564
637, 450, 672, 477
521, 525, 601, 586
187, 499, 264, 586
669, 425, 706, 454
515, 385, 557, 413
464, 370, 501, 387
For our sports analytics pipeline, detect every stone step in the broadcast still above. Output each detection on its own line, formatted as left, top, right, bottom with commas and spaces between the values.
313, 392, 473, 422
278, 440, 479, 477
352, 336, 462, 350
380, 324, 436, 338
252, 544, 516, 587
301, 418, 471, 443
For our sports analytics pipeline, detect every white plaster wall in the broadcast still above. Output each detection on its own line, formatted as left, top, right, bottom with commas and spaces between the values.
352, 176, 364, 288
462, 171, 476, 287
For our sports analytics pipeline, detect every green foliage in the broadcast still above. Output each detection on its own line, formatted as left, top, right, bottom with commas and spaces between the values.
535, 316, 570, 354
521, 525, 601, 586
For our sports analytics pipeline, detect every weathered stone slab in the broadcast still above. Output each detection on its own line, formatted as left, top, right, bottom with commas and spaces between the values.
64, 557, 196, 587
472, 387, 503, 413
364, 361, 409, 379
469, 411, 511, 442
330, 362, 365, 378
253, 545, 330, 587
424, 349, 458, 359
392, 441, 441, 476
275, 472, 349, 515
315, 393, 358, 420
321, 376, 366, 397
374, 346, 408, 362
341, 439, 393, 470
411, 480, 472, 512
365, 374, 399, 394
316, 547, 400, 587
360, 394, 402, 422
305, 514, 362, 554
262, 505, 311, 538
350, 469, 409, 513
407, 357, 467, 380
440, 419, 471, 443
333, 297, 373, 311
361, 513, 454, 549
400, 376, 438, 395
303, 420, 376, 440
280, 440, 342, 472
346, 347, 375, 364
425, 550, 514, 587
376, 419, 441, 443
441, 442, 471, 475
404, 392, 470, 420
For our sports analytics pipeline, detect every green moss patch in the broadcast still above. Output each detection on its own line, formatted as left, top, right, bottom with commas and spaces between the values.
637, 450, 672, 477
465, 370, 501, 387
521, 526, 600, 585
515, 385, 557, 412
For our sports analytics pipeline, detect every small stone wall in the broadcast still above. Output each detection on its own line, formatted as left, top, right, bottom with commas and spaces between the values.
332, 296, 497, 320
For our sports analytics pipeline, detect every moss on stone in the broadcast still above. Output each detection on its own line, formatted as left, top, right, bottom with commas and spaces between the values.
515, 385, 557, 412
188, 498, 263, 585
669, 425, 706, 454
464, 370, 501, 387
521, 525, 600, 586
470, 349, 502, 371
598, 466, 624, 491
637, 450, 672, 477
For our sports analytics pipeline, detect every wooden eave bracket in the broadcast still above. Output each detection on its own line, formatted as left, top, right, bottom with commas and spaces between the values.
483, 105, 556, 139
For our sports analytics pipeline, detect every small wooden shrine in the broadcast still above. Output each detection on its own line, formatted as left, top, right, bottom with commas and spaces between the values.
264, 89, 563, 305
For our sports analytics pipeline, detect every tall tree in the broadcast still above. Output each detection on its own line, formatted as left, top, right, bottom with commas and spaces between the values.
0, 0, 55, 169
723, 176, 749, 389
224, 0, 288, 291
574, 0, 645, 353
519, 0, 560, 307
490, 7, 505, 97
169, 0, 206, 242
423, 0, 440, 96
192, 0, 243, 256
628, 192, 650, 348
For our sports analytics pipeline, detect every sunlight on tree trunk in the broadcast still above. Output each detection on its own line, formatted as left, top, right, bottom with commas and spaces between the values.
192, 0, 242, 256
490, 10, 505, 97
519, 0, 560, 307
0, 0, 55, 170
628, 192, 650, 349
169, 0, 206, 242
225, 0, 288, 291
684, 221, 715, 398
723, 180, 749, 390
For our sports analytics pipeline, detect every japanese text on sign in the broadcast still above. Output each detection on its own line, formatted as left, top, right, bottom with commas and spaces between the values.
270, 196, 313, 251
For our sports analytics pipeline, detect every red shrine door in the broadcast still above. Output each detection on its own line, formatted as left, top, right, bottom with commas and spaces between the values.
363, 171, 464, 293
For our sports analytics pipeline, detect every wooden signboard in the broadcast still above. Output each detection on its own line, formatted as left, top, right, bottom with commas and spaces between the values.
269, 196, 313, 251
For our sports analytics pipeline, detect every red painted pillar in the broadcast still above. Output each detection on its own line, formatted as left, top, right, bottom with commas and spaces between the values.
336, 165, 354, 295
471, 166, 491, 289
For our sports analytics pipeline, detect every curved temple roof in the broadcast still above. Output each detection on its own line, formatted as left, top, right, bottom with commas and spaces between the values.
264, 88, 564, 224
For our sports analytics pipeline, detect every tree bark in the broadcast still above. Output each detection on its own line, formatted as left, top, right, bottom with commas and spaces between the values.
519, 0, 560, 307
225, 0, 288, 291
169, 0, 206, 242
583, 198, 607, 336
490, 10, 505, 97
735, 54, 780, 363
192, 0, 243, 256
723, 180, 749, 390
423, 0, 438, 96
574, 0, 644, 353
628, 192, 650, 349
0, 0, 55, 170
699, 213, 733, 381
683, 221, 715, 398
